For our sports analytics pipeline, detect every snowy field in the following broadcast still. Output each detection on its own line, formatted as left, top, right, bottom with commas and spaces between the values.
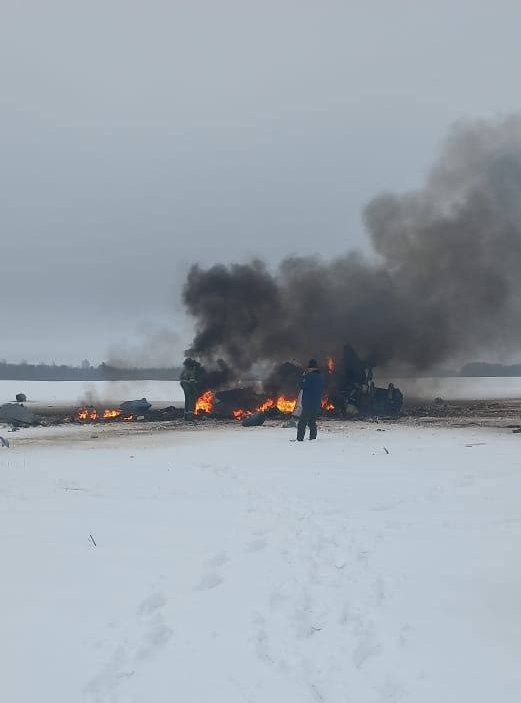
391, 375, 521, 400
1, 421, 521, 702
2, 377, 521, 408
0, 380, 184, 406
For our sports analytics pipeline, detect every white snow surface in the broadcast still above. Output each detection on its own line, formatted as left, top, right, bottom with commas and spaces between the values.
0, 380, 184, 406
1, 421, 521, 702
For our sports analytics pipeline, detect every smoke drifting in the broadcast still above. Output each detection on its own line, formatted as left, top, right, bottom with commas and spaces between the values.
183, 116, 521, 373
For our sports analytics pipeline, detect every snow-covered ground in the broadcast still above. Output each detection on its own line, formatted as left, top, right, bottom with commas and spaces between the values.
391, 375, 521, 400
0, 380, 184, 406
1, 421, 520, 702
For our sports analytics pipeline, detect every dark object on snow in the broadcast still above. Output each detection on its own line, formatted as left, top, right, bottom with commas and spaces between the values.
0, 436, 9, 448
0, 403, 35, 426
329, 345, 403, 418
215, 387, 259, 406
241, 411, 266, 427
297, 408, 318, 441
16, 393, 27, 403
119, 398, 151, 414
370, 384, 403, 417
214, 387, 261, 417
144, 406, 184, 422
513, 428, 521, 434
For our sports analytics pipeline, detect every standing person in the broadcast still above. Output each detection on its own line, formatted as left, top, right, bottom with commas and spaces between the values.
180, 358, 205, 419
297, 359, 324, 441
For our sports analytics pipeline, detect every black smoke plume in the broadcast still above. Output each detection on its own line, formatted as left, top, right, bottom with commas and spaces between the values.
183, 116, 521, 373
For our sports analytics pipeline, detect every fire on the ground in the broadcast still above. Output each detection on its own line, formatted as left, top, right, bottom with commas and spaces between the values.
192, 345, 403, 420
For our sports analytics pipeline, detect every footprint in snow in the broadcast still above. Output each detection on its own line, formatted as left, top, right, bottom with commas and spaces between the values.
204, 551, 229, 568
352, 634, 382, 669
137, 591, 167, 616
85, 591, 172, 700
195, 551, 230, 590
195, 572, 224, 590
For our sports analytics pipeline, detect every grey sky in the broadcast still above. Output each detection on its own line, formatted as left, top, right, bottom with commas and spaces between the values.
1, 0, 520, 364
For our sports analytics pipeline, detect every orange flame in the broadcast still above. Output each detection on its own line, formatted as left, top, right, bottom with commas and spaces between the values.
75, 406, 137, 422
257, 398, 275, 412
321, 397, 335, 412
76, 406, 98, 422
327, 356, 335, 374
103, 408, 121, 419
275, 395, 297, 413
232, 396, 295, 420
195, 390, 214, 415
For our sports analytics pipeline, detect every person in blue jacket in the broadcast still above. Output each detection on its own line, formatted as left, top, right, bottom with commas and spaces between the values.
297, 359, 324, 441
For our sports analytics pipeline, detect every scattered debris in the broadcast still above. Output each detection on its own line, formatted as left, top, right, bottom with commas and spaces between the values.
241, 411, 266, 427
345, 403, 360, 418
282, 418, 297, 428
15, 393, 27, 403
513, 428, 521, 434
0, 436, 10, 448
0, 403, 35, 426
119, 398, 151, 414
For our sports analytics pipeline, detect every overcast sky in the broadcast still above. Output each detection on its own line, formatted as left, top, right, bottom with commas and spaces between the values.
1, 0, 521, 364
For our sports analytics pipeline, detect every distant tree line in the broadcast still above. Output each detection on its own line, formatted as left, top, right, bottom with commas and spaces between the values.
2, 359, 520, 381
0, 360, 182, 381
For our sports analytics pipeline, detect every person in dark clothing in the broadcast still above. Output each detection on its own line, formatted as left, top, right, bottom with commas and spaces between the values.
297, 359, 324, 441
180, 358, 206, 418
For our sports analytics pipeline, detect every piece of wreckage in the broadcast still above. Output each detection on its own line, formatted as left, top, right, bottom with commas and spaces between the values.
185, 344, 404, 423
0, 402, 36, 427
119, 398, 152, 415
326, 344, 404, 419
73, 398, 157, 423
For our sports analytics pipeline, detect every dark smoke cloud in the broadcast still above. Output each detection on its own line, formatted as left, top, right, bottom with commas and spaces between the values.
183, 116, 521, 372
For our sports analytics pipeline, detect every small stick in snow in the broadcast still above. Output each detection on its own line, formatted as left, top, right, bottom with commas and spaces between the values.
0, 436, 9, 448
89, 534, 97, 547
383, 447, 390, 454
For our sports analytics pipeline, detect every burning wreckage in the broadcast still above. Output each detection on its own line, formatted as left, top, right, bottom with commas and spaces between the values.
181, 345, 403, 424
0, 397, 157, 429
0, 347, 402, 430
